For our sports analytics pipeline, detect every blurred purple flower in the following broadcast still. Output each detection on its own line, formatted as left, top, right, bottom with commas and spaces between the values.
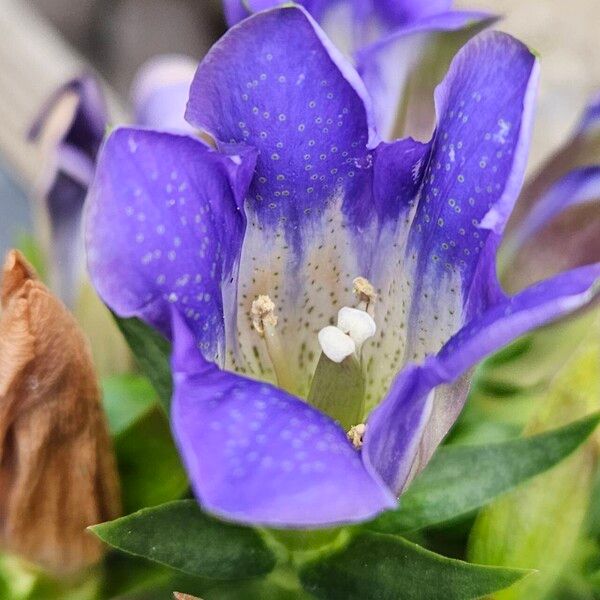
501, 93, 600, 293
131, 54, 198, 134
86, 7, 600, 527
29, 76, 106, 307
29, 56, 196, 305
224, 0, 497, 140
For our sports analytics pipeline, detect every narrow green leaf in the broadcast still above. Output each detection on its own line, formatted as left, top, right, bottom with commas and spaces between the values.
91, 500, 277, 580
369, 412, 600, 534
113, 315, 172, 411
114, 409, 188, 512
300, 532, 529, 600
101, 373, 156, 435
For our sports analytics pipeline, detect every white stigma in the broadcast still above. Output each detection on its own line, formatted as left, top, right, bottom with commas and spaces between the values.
317, 276, 377, 363
337, 306, 376, 349
318, 326, 356, 363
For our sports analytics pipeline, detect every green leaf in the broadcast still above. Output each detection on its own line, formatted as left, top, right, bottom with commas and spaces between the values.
100, 553, 173, 599
101, 374, 156, 435
114, 409, 188, 512
113, 315, 172, 411
299, 532, 529, 600
91, 500, 277, 580
369, 412, 600, 534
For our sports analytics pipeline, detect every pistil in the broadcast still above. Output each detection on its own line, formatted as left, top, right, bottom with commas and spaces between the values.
307, 351, 366, 430
307, 276, 377, 430
251, 295, 296, 395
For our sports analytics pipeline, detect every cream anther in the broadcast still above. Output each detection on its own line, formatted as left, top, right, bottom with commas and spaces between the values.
337, 306, 376, 349
251, 294, 277, 335
347, 423, 366, 449
318, 326, 356, 363
353, 276, 377, 315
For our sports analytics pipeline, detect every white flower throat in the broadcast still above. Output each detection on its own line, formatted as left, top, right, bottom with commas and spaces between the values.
252, 277, 377, 431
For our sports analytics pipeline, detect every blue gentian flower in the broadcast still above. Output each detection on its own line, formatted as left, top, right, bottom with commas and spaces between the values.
85, 7, 600, 527
223, 0, 496, 140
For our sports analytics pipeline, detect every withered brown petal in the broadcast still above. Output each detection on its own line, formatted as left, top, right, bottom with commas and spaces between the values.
0, 249, 121, 576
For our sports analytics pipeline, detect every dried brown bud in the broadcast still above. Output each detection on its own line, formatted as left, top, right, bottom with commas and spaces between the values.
0, 250, 121, 575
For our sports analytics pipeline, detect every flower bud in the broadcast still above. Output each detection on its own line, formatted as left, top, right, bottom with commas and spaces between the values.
468, 325, 600, 599
0, 250, 121, 575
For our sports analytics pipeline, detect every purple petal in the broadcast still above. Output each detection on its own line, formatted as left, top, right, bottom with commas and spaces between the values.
372, 138, 430, 225
184, 5, 382, 394
170, 312, 395, 527
356, 11, 497, 140
186, 5, 377, 235
406, 31, 538, 353
502, 167, 600, 292
357, 32, 537, 410
362, 362, 437, 495
131, 55, 197, 133
29, 75, 107, 306
576, 90, 600, 135
85, 127, 257, 363
223, 0, 339, 27
357, 137, 432, 409
224, 0, 455, 31
46, 173, 88, 307
373, 0, 453, 24
29, 75, 107, 163
437, 265, 600, 375
222, 0, 252, 26
364, 264, 600, 493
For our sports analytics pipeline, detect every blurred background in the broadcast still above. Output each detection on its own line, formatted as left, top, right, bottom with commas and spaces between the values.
0, 3, 598, 598
0, 0, 599, 254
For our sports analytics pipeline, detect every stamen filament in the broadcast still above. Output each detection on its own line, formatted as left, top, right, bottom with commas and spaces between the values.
251, 295, 296, 395
308, 276, 377, 428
